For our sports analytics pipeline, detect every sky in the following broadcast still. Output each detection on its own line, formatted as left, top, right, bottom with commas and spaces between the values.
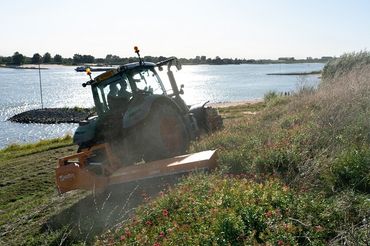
1, 0, 370, 59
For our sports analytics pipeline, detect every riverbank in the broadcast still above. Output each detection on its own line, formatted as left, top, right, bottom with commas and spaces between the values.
209, 98, 263, 108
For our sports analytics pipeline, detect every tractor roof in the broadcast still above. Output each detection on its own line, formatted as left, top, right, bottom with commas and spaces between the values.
82, 57, 179, 87
93, 62, 156, 84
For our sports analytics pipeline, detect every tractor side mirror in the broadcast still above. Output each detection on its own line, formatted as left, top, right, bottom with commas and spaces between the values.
179, 84, 184, 94
175, 60, 182, 71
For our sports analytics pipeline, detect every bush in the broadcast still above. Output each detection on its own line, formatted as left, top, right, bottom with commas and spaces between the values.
254, 146, 300, 181
214, 211, 245, 245
322, 51, 370, 79
264, 90, 278, 102
332, 147, 370, 193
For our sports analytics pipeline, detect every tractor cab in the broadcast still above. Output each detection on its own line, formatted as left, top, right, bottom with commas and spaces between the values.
90, 63, 167, 117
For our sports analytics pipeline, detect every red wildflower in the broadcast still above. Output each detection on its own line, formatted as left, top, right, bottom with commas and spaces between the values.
153, 242, 161, 246
314, 225, 324, 232
277, 240, 284, 246
159, 231, 165, 238
265, 210, 273, 218
162, 209, 169, 217
120, 235, 126, 241
146, 220, 153, 226
131, 217, 138, 225
125, 228, 131, 238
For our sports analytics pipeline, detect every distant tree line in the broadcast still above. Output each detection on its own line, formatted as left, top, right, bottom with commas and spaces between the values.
0, 51, 334, 66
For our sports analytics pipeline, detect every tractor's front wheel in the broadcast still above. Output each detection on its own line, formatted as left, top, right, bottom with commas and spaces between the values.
139, 102, 190, 162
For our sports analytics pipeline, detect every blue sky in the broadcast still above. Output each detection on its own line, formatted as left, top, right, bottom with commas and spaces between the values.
1, 0, 369, 59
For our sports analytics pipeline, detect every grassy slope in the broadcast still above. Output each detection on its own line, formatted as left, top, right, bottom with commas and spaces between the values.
1, 53, 369, 245
99, 54, 370, 245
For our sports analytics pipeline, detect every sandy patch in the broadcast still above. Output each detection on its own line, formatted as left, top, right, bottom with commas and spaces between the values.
209, 98, 263, 108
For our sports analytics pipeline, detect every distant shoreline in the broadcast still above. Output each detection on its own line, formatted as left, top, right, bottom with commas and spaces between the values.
266, 70, 321, 76
0, 65, 48, 70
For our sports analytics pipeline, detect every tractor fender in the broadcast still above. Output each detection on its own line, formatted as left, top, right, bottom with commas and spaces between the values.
189, 101, 223, 133
73, 116, 98, 146
123, 95, 184, 129
189, 101, 209, 130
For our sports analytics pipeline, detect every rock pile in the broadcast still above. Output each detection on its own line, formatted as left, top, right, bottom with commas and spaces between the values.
8, 108, 95, 124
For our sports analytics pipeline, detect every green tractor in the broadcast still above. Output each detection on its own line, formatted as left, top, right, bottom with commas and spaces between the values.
73, 48, 222, 166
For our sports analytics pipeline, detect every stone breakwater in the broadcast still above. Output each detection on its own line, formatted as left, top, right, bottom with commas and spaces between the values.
8, 108, 95, 124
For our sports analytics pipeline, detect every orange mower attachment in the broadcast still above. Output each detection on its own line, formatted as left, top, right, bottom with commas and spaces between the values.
56, 144, 218, 194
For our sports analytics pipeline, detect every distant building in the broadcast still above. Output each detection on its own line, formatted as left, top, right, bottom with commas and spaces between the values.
321, 56, 333, 60
278, 57, 295, 61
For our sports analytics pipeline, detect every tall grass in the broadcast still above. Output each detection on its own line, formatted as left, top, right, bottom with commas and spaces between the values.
322, 50, 370, 79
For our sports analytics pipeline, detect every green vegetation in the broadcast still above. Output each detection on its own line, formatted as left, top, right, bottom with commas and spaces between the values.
98, 175, 368, 245
322, 51, 370, 79
0, 52, 369, 245
0, 135, 72, 161
100, 52, 370, 245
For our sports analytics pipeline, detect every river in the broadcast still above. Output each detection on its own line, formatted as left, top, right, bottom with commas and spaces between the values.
0, 63, 324, 148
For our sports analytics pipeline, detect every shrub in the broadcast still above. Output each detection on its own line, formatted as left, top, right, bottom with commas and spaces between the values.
214, 211, 245, 245
254, 147, 300, 181
332, 147, 370, 193
264, 90, 278, 102
322, 51, 370, 79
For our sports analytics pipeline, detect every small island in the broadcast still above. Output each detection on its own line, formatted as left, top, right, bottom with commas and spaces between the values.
8, 107, 94, 124
266, 70, 322, 76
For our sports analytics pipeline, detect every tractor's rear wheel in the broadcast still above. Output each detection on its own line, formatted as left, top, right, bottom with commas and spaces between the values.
139, 102, 190, 162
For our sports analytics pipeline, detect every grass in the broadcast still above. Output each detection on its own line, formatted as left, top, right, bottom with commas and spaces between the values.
0, 141, 87, 246
0, 135, 73, 161
1, 51, 370, 245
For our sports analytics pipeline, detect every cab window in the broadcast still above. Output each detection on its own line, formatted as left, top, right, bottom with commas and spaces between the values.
132, 69, 165, 95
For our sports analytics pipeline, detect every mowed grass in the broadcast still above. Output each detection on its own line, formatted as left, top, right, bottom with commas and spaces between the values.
0, 137, 90, 245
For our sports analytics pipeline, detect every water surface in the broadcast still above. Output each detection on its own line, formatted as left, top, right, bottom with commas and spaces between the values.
0, 63, 324, 148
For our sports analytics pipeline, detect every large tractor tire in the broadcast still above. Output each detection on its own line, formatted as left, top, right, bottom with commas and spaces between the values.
138, 102, 190, 162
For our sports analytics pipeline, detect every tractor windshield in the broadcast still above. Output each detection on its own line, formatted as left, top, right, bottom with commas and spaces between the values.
130, 68, 166, 95
92, 74, 133, 115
